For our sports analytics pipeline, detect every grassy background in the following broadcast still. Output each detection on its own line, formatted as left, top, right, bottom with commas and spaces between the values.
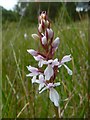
2, 5, 88, 118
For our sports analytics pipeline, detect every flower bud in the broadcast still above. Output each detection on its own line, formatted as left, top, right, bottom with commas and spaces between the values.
46, 28, 53, 39
45, 20, 49, 27
41, 13, 46, 19
42, 36, 47, 45
38, 24, 43, 33
27, 49, 38, 56
52, 37, 60, 48
31, 34, 39, 40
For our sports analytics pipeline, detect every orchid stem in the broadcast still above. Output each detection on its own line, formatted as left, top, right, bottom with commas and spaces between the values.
54, 106, 59, 118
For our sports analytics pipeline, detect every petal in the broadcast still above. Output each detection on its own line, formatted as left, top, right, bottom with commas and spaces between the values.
54, 82, 60, 87
39, 83, 45, 91
27, 49, 37, 56
39, 86, 47, 93
38, 60, 45, 68
31, 34, 39, 40
46, 28, 53, 39
58, 64, 62, 68
52, 58, 59, 67
26, 73, 38, 77
61, 54, 72, 64
39, 74, 44, 82
34, 55, 44, 61
31, 76, 39, 84
63, 64, 72, 75
47, 59, 53, 64
52, 37, 60, 48
49, 88, 59, 107
44, 65, 54, 80
26, 65, 38, 72
42, 36, 47, 45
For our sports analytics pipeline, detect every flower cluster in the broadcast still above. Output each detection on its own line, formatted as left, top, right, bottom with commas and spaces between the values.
26, 11, 72, 107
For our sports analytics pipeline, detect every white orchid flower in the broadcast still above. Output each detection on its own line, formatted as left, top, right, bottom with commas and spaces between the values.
59, 54, 72, 75
39, 82, 60, 107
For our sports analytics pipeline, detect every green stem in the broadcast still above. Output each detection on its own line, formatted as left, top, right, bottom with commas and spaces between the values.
54, 106, 59, 118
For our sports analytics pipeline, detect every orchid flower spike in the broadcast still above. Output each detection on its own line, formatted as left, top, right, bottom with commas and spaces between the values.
26, 11, 72, 108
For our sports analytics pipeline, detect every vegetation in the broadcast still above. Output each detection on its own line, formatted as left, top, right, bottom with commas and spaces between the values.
2, 2, 88, 118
